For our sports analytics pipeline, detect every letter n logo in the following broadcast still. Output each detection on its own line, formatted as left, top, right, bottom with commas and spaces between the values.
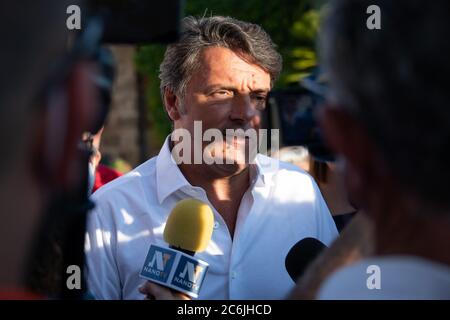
140, 245, 176, 283
148, 251, 171, 271
179, 262, 203, 283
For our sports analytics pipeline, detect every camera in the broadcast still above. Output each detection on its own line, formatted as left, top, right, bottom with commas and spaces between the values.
264, 69, 335, 163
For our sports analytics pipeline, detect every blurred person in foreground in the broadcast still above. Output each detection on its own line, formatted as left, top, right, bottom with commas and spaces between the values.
313, 0, 450, 299
85, 15, 338, 300
0, 1, 101, 298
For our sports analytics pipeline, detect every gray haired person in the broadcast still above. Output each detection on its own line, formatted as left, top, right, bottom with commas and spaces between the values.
86, 16, 338, 300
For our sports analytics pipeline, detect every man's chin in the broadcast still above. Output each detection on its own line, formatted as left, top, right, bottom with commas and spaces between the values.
202, 140, 257, 166
211, 161, 249, 176
225, 136, 249, 148
210, 149, 251, 165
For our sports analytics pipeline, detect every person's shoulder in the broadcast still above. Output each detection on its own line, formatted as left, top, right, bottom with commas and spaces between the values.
97, 163, 122, 179
91, 157, 157, 202
257, 153, 309, 174
317, 256, 450, 299
316, 258, 380, 300
257, 154, 315, 186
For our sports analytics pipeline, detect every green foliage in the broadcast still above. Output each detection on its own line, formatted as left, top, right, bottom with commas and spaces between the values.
134, 45, 171, 146
135, 0, 325, 145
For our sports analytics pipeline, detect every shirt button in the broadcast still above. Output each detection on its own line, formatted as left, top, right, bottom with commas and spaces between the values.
214, 221, 220, 229
231, 271, 237, 279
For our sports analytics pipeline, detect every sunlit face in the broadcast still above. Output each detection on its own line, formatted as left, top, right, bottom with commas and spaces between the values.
175, 46, 271, 172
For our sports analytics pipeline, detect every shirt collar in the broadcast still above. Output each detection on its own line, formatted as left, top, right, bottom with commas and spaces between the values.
156, 136, 191, 204
253, 153, 280, 186
156, 135, 276, 203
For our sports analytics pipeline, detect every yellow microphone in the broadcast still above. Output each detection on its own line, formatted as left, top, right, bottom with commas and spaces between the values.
140, 198, 214, 298
164, 198, 214, 255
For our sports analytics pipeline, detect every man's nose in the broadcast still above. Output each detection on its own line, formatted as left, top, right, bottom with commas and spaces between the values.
229, 94, 257, 123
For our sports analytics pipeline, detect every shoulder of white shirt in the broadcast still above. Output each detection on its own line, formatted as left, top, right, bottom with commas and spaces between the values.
256, 153, 314, 178
91, 157, 157, 200
317, 255, 450, 300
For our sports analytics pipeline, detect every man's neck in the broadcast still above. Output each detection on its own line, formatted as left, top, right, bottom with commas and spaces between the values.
178, 163, 250, 238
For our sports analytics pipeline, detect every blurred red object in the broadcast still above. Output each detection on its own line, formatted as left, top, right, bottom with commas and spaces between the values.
93, 164, 122, 193
0, 288, 43, 300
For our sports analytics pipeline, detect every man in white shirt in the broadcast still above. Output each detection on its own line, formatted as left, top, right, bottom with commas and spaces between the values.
313, 0, 450, 299
85, 15, 338, 300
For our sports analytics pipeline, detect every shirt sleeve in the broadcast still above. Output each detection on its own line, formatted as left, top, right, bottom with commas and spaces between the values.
85, 201, 122, 299
312, 180, 339, 246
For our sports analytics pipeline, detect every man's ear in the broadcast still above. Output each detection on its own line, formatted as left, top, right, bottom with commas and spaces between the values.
35, 61, 99, 190
163, 87, 182, 121
317, 105, 381, 207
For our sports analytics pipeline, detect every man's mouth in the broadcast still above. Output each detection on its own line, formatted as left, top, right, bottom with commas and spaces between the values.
223, 134, 248, 147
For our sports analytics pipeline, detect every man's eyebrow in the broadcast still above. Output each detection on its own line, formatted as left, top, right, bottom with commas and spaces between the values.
251, 89, 270, 94
204, 85, 235, 92
204, 85, 270, 92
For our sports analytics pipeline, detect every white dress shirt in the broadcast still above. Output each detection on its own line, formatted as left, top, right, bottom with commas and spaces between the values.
318, 256, 450, 300
85, 137, 338, 300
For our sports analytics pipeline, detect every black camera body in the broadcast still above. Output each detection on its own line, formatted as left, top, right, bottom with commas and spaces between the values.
87, 0, 183, 44
264, 71, 335, 163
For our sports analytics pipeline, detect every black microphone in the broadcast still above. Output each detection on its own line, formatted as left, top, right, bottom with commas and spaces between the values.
285, 237, 327, 282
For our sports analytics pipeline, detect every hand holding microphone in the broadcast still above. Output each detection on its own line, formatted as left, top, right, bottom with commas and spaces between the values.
139, 281, 190, 300
139, 199, 214, 299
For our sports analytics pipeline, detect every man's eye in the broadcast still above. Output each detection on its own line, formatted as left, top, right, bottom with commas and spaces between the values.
251, 94, 267, 109
252, 95, 267, 104
250, 93, 267, 101
212, 90, 232, 97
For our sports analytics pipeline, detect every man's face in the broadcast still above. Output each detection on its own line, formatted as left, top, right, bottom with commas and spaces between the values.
174, 46, 271, 172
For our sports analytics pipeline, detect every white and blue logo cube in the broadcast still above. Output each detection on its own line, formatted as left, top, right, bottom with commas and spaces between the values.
139, 244, 209, 298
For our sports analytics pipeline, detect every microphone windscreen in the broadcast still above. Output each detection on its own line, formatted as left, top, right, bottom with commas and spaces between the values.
285, 237, 327, 282
163, 198, 214, 253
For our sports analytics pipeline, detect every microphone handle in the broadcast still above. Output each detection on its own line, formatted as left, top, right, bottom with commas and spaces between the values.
169, 245, 195, 256
148, 246, 193, 299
